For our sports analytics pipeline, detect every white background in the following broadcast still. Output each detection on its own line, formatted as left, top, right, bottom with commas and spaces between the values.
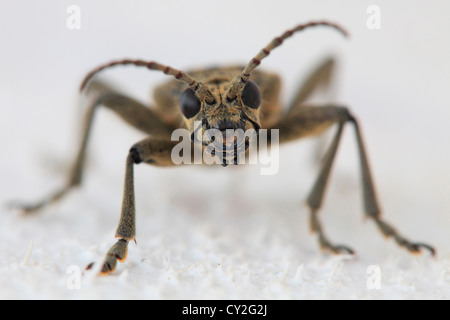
1, 0, 449, 299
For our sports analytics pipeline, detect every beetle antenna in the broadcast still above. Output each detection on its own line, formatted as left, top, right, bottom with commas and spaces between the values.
227, 21, 349, 100
80, 59, 215, 103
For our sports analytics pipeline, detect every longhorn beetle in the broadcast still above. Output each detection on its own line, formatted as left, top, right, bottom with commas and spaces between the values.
14, 21, 435, 274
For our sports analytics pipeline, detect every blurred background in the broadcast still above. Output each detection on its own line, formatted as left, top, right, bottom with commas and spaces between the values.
0, 0, 449, 299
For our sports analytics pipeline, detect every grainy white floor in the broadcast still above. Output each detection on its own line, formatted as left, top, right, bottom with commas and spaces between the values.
1, 0, 449, 300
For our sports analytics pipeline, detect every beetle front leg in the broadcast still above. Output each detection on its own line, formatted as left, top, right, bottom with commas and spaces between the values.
92, 137, 178, 275
272, 105, 435, 256
306, 120, 355, 254
99, 152, 135, 274
271, 106, 354, 253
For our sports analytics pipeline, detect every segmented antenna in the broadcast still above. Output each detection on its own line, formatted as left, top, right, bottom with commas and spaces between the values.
79, 59, 215, 103
227, 21, 349, 100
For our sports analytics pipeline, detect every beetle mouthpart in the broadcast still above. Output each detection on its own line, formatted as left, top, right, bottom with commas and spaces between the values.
205, 135, 250, 166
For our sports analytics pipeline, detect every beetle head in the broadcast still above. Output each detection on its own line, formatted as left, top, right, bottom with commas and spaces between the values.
179, 78, 261, 166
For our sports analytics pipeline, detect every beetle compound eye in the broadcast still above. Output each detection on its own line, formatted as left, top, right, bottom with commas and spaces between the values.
180, 88, 201, 118
241, 80, 261, 109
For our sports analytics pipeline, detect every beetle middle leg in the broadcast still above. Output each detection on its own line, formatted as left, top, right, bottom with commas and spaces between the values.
12, 81, 171, 214
287, 57, 335, 115
271, 105, 435, 255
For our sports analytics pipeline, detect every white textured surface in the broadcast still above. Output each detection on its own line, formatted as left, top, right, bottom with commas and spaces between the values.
1, 1, 450, 299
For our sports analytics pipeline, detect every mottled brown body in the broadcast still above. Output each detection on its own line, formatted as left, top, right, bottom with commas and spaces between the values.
13, 21, 434, 275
